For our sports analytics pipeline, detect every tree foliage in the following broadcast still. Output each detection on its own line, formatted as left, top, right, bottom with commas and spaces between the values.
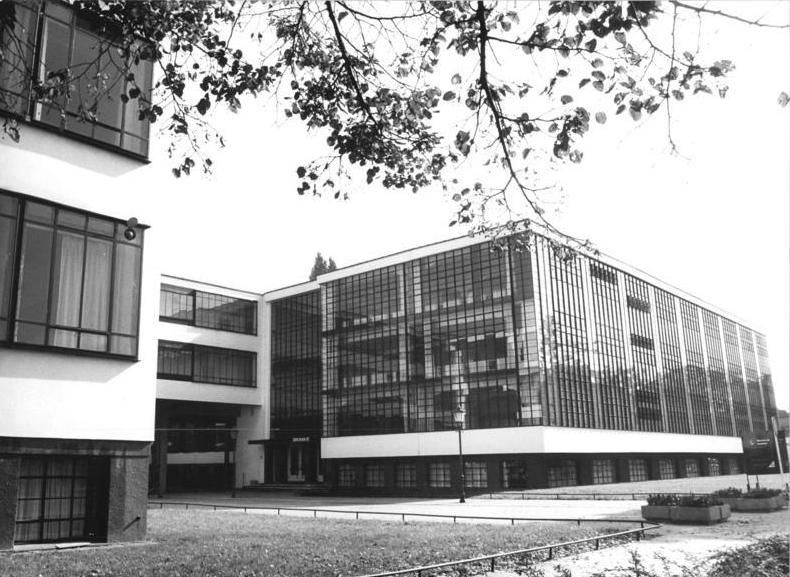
309, 251, 337, 280
1, 0, 787, 248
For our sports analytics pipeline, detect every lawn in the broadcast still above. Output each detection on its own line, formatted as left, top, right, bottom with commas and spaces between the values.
0, 509, 631, 577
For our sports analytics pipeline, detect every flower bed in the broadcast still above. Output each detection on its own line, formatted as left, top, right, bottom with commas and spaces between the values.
712, 488, 787, 512
641, 494, 730, 524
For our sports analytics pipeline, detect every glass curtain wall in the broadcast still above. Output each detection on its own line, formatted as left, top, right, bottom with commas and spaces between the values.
317, 235, 775, 439
270, 291, 322, 438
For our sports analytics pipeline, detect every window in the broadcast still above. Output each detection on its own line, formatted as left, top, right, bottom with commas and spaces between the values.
685, 458, 699, 478
727, 457, 741, 475
157, 340, 256, 387
707, 458, 721, 476
464, 461, 488, 488
547, 460, 577, 488
628, 459, 649, 482
364, 464, 385, 488
658, 458, 675, 480
592, 459, 615, 484
160, 284, 257, 335
0, 1, 153, 156
428, 463, 451, 488
337, 464, 356, 487
0, 192, 143, 357
15, 456, 108, 544
395, 463, 416, 488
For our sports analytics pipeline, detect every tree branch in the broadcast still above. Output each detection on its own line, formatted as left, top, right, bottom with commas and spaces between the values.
670, 0, 789, 29
324, 0, 379, 128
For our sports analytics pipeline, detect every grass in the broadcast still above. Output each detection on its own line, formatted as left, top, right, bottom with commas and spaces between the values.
0, 509, 631, 577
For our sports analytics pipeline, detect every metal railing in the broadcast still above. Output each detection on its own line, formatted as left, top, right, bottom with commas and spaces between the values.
486, 491, 709, 501
149, 500, 660, 577
149, 500, 647, 526
359, 525, 659, 577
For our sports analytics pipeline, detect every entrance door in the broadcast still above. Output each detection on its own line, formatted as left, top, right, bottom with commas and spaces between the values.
287, 444, 306, 482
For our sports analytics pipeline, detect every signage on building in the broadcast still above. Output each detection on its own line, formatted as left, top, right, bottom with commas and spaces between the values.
741, 430, 788, 475
292, 437, 310, 442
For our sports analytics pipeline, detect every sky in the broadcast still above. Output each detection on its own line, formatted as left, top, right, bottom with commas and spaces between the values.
125, 2, 790, 411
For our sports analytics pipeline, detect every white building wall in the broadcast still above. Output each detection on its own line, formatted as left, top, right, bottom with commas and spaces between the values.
0, 125, 159, 443
322, 427, 743, 460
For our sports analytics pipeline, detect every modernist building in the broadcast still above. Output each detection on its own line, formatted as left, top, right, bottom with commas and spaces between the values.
151, 276, 264, 495
260, 234, 778, 495
0, 0, 156, 549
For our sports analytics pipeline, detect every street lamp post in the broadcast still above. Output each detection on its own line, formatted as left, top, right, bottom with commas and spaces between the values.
453, 404, 466, 504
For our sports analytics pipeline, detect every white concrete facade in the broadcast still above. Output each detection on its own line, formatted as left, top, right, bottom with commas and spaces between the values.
0, 125, 158, 444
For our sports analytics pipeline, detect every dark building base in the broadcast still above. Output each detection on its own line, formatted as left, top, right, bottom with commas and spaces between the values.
0, 437, 149, 550
324, 452, 745, 497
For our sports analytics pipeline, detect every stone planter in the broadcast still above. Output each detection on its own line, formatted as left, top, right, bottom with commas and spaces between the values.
720, 496, 786, 512
641, 504, 730, 524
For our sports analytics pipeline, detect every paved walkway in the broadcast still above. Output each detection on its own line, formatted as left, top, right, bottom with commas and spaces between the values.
150, 492, 644, 523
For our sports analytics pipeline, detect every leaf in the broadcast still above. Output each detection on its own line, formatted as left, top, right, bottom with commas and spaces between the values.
443, 91, 456, 101
451, 73, 462, 85
594, 112, 607, 124
592, 80, 604, 92
560, 95, 573, 104
579, 78, 590, 88
778, 91, 790, 107
337, 11, 347, 21
296, 166, 306, 178
584, 39, 597, 52
629, 107, 642, 121
592, 58, 604, 69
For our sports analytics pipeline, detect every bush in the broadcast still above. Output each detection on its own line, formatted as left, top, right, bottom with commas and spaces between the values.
647, 494, 724, 507
707, 535, 789, 577
678, 495, 723, 507
646, 494, 680, 506
742, 487, 783, 499
712, 487, 742, 498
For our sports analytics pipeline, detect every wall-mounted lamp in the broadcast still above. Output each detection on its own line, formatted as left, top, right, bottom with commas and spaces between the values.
123, 217, 138, 241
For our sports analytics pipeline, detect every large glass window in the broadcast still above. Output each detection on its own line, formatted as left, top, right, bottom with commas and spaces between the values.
428, 463, 451, 488
0, 1, 153, 155
15, 456, 108, 545
0, 191, 143, 356
592, 459, 615, 484
160, 284, 257, 335
547, 460, 577, 488
658, 458, 675, 480
627, 458, 648, 482
157, 340, 256, 387
364, 464, 385, 488
395, 463, 416, 488
464, 461, 488, 488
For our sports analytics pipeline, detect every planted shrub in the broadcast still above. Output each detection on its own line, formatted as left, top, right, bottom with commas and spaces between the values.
678, 495, 723, 507
712, 487, 742, 498
646, 494, 680, 506
742, 488, 783, 499
708, 535, 789, 577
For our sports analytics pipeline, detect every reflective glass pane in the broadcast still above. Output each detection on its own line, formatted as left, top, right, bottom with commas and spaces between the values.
111, 244, 141, 335
17, 223, 53, 323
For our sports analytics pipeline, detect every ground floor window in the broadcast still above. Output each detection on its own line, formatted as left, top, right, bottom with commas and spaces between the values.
685, 458, 699, 478
337, 464, 356, 487
501, 459, 529, 489
628, 459, 649, 482
727, 457, 741, 475
428, 463, 451, 488
707, 458, 721, 476
592, 459, 615, 484
658, 458, 675, 480
396, 463, 416, 488
547, 460, 577, 488
464, 462, 487, 488
15, 455, 107, 544
364, 464, 384, 488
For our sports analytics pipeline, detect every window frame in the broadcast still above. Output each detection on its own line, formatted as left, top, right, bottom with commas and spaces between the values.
0, 188, 145, 360
0, 0, 153, 160
160, 284, 258, 335
157, 339, 258, 388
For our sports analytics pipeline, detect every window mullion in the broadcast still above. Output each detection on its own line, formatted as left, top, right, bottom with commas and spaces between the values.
76, 233, 89, 349
106, 234, 118, 352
